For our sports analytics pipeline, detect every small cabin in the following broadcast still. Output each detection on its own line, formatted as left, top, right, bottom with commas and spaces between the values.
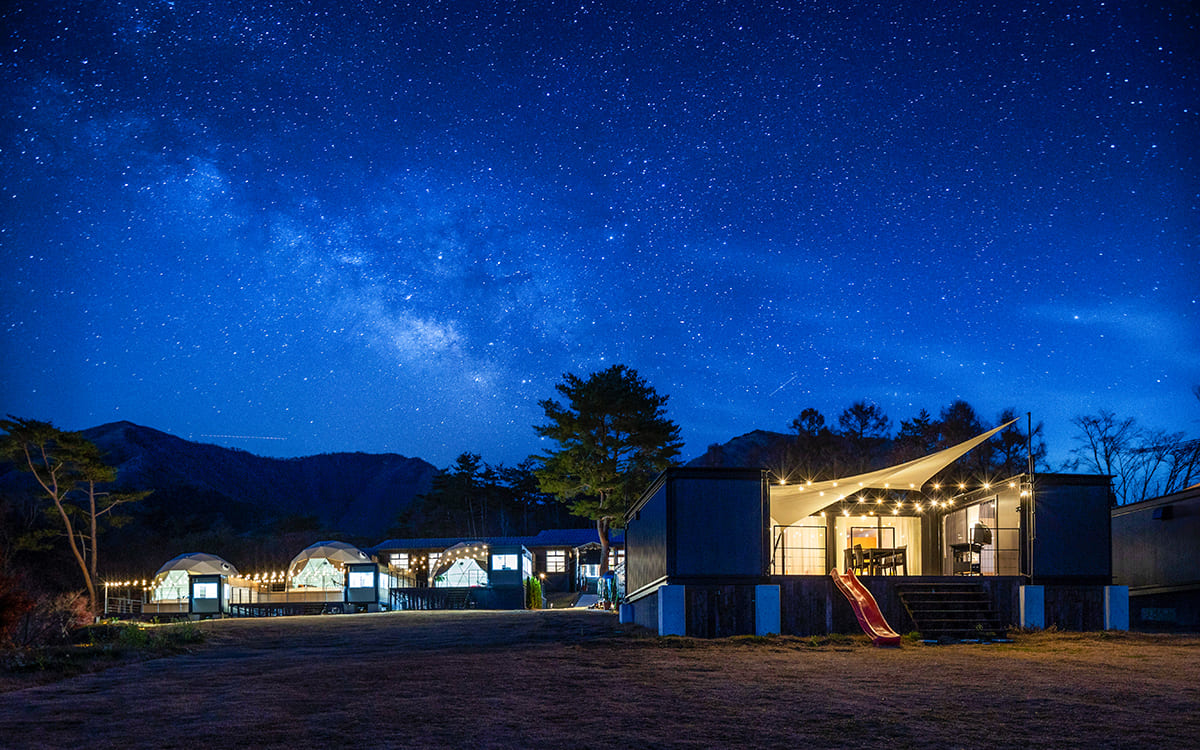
1112, 483, 1200, 630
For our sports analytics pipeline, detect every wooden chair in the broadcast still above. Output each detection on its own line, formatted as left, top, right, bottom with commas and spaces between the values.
878, 545, 907, 576
851, 544, 872, 576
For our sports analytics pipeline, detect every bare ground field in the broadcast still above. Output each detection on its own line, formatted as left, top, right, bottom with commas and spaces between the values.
1, 610, 1198, 749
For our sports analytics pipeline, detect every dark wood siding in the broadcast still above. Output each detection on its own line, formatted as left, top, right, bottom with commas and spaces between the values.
626, 480, 668, 597
671, 474, 768, 579
1033, 476, 1113, 582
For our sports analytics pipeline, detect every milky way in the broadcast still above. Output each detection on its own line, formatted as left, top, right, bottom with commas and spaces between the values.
1, 1, 1196, 466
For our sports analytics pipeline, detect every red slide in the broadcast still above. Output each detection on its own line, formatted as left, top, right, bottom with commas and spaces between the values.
831, 568, 902, 647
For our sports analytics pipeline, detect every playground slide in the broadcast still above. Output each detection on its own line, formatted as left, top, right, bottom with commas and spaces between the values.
830, 569, 902, 647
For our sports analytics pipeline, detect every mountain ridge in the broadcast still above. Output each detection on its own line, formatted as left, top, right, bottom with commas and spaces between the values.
76, 421, 437, 537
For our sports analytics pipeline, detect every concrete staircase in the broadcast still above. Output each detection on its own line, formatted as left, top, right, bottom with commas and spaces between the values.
896, 581, 1006, 641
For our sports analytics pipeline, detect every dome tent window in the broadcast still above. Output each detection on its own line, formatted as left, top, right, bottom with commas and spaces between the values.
291, 557, 344, 589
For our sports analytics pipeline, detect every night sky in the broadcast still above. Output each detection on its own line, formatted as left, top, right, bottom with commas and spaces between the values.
2, 1, 1197, 469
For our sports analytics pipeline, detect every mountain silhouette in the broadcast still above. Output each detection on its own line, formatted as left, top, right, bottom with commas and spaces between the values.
76, 421, 436, 538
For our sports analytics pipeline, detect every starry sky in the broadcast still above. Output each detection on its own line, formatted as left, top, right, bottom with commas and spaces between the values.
2, 1, 1197, 469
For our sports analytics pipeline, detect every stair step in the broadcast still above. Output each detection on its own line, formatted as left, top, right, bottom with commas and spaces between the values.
898, 581, 1006, 640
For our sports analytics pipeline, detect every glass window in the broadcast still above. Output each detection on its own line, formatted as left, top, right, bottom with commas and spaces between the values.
193, 582, 218, 599
348, 570, 374, 588
492, 553, 518, 571
545, 550, 566, 573
608, 549, 625, 567
392, 553, 408, 569
773, 522, 826, 575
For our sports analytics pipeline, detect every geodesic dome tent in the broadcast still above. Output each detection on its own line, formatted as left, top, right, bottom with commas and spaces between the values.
150, 552, 240, 601
288, 540, 371, 589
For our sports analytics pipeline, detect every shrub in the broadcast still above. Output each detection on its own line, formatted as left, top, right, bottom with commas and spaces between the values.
524, 577, 544, 609
0, 571, 36, 648
8, 591, 93, 648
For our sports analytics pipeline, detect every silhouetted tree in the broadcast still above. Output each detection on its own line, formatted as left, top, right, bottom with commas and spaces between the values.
1069, 410, 1200, 504
1, 417, 146, 613
790, 408, 826, 437
836, 400, 892, 472
535, 365, 682, 574
936, 400, 990, 481
781, 407, 847, 481
891, 409, 939, 463
990, 410, 1047, 477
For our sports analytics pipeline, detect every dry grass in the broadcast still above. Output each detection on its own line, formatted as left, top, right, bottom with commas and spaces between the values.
1, 610, 1198, 749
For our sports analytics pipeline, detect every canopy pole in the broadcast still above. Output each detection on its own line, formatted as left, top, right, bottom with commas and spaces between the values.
1026, 411, 1034, 479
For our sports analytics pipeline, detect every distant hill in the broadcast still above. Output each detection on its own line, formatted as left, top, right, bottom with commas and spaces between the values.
686, 429, 791, 468
75, 421, 436, 538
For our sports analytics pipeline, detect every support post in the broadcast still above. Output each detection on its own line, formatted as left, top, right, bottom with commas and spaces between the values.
658, 584, 686, 636
755, 585, 781, 636
1104, 585, 1129, 631
618, 602, 634, 624
1019, 585, 1044, 629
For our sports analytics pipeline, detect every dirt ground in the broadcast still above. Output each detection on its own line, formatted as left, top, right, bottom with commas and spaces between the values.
1, 610, 1198, 749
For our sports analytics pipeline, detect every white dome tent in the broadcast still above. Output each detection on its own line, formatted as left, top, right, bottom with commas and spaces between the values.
149, 552, 239, 602
430, 541, 490, 588
288, 541, 371, 589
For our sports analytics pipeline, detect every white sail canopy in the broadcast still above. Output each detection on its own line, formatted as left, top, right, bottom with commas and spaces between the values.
769, 419, 1017, 527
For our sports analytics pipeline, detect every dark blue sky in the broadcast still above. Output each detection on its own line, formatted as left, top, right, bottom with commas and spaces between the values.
2, 1, 1197, 468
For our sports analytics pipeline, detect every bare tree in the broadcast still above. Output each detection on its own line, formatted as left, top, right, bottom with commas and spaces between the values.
1067, 411, 1139, 503
1067, 411, 1200, 504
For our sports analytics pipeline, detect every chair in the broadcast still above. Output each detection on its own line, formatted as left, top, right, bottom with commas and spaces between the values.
851, 545, 873, 576
878, 545, 907, 576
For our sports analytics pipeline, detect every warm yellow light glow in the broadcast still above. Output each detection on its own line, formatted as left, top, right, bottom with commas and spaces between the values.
842, 509, 849, 516
983, 482, 991, 490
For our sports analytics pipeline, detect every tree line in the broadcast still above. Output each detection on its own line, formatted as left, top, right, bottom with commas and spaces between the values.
390, 453, 588, 539
697, 399, 1048, 487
